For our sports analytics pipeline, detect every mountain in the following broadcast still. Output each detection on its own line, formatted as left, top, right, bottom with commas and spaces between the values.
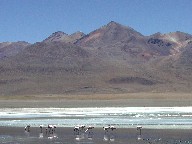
148, 31, 192, 55
76, 21, 143, 47
1, 21, 192, 96
156, 41, 192, 74
0, 41, 30, 59
76, 21, 188, 61
43, 31, 85, 44
70, 31, 86, 43
13, 42, 88, 64
43, 31, 69, 43
0, 41, 109, 95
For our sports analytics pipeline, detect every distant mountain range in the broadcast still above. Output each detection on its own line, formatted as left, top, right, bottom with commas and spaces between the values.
1, 21, 192, 96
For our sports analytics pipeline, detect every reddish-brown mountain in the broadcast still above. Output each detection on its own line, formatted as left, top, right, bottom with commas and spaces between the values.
0, 21, 192, 95
76, 21, 143, 47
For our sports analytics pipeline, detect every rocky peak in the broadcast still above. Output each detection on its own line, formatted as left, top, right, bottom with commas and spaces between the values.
104, 21, 143, 36
70, 31, 85, 39
43, 31, 69, 43
106, 21, 121, 27
43, 31, 86, 44
68, 31, 86, 44
51, 31, 68, 37
70, 31, 85, 37
76, 21, 143, 47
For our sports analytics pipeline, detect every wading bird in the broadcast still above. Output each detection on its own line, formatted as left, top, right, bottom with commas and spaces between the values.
25, 125, 30, 132
85, 126, 94, 133
103, 125, 116, 133
39, 125, 43, 133
137, 126, 142, 135
48, 124, 54, 134
103, 126, 111, 133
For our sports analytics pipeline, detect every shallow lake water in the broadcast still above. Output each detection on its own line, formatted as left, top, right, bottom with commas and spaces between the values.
0, 107, 192, 129
1, 107, 192, 143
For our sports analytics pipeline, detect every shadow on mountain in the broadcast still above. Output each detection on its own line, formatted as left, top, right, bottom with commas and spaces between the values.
108, 77, 157, 85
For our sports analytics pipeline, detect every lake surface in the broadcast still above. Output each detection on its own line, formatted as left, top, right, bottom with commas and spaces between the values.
1, 107, 192, 129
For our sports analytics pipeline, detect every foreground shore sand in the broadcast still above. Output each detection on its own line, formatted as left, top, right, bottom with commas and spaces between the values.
1, 127, 192, 144
0, 93, 192, 108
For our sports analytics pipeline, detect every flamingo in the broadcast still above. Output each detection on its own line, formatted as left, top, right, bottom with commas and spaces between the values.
80, 125, 86, 131
74, 125, 86, 141
25, 125, 30, 132
110, 125, 117, 131
103, 126, 111, 133
74, 125, 80, 132
74, 125, 80, 135
74, 125, 85, 131
39, 125, 43, 133
48, 124, 54, 134
85, 126, 94, 133
103, 125, 117, 134
137, 126, 142, 135
53, 125, 57, 132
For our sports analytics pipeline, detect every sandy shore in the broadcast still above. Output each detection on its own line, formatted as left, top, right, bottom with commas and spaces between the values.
0, 99, 192, 108
0, 126, 192, 144
0, 93, 192, 108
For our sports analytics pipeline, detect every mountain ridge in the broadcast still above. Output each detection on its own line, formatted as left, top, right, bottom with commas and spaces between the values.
43, 31, 85, 44
0, 21, 192, 95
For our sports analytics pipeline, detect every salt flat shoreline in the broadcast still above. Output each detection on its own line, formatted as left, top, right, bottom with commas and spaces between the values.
0, 99, 192, 108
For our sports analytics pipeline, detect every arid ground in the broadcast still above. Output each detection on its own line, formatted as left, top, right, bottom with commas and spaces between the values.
0, 93, 192, 108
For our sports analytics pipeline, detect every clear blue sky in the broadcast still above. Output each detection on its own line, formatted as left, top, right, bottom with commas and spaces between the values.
0, 0, 191, 43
